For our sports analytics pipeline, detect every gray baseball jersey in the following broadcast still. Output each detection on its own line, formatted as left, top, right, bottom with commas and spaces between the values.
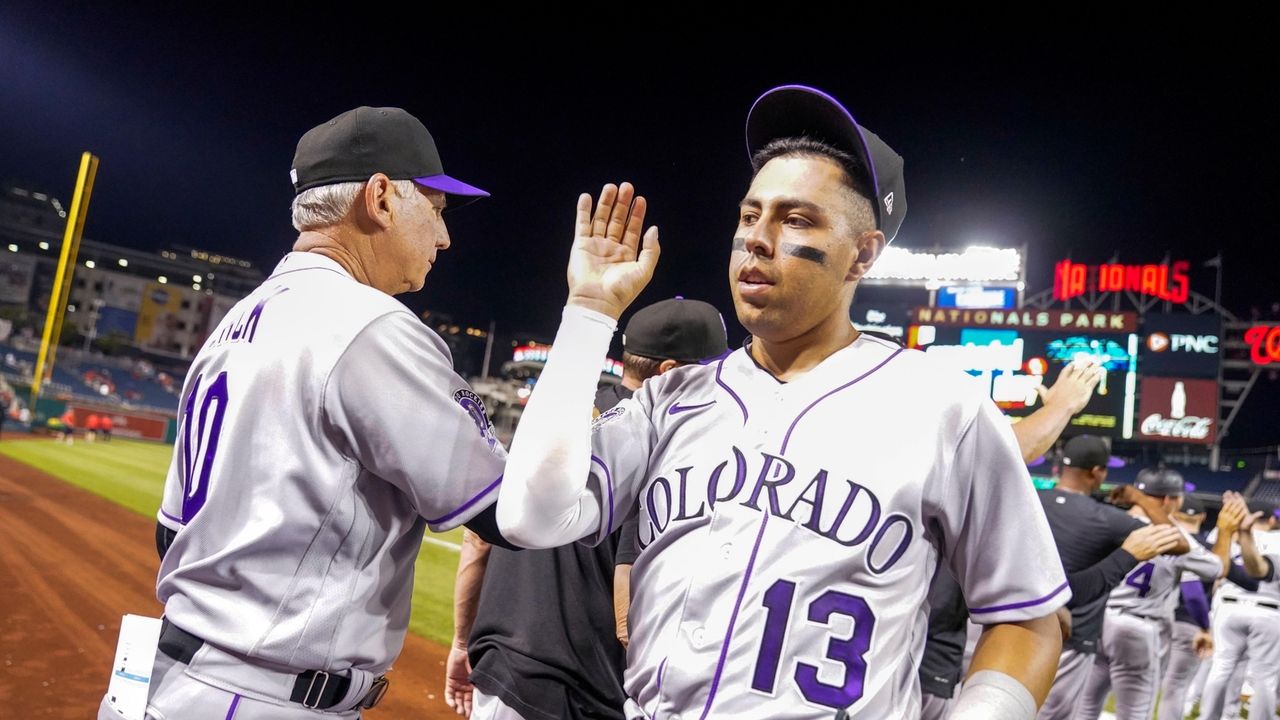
1106, 524, 1221, 617
1197, 551, 1280, 720
156, 252, 506, 674
587, 335, 1069, 719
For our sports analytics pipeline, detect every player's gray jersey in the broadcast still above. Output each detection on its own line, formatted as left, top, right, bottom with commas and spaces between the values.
589, 335, 1069, 719
1107, 524, 1220, 618
156, 252, 505, 674
1217, 549, 1280, 604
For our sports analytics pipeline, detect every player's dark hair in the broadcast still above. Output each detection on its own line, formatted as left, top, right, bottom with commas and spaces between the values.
750, 137, 871, 200
622, 351, 664, 381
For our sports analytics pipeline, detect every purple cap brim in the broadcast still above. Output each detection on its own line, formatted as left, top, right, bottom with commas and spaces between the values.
1107, 457, 1126, 468
414, 173, 490, 198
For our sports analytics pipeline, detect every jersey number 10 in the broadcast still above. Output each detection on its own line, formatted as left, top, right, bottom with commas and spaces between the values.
179, 372, 230, 523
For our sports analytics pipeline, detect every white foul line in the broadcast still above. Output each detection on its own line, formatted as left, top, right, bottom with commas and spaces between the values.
422, 536, 462, 552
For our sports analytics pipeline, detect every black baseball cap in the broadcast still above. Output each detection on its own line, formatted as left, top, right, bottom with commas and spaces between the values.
1135, 468, 1186, 497
746, 85, 907, 243
623, 297, 729, 364
1061, 435, 1118, 471
290, 106, 489, 205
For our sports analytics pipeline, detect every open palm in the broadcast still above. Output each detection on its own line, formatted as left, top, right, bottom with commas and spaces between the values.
567, 182, 661, 319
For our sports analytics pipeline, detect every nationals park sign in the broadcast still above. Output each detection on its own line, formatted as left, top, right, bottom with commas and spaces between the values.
911, 308, 1138, 333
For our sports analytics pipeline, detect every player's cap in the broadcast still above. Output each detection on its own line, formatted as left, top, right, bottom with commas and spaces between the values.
746, 85, 907, 243
1134, 468, 1186, 497
1060, 435, 1117, 470
291, 106, 489, 207
623, 297, 729, 364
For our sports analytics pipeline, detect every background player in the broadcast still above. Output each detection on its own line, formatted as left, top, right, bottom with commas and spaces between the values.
446, 297, 727, 719
100, 106, 508, 719
1035, 438, 1190, 720
496, 85, 1069, 719
1197, 501, 1280, 720
1073, 469, 1228, 720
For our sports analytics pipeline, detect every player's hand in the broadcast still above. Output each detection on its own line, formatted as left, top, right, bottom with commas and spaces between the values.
1120, 524, 1185, 561
566, 182, 661, 320
1217, 492, 1248, 533
1193, 628, 1214, 658
444, 641, 474, 716
1240, 510, 1265, 532
1036, 357, 1103, 414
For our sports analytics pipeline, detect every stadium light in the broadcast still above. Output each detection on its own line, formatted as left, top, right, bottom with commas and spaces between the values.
158, 276, 168, 284
864, 246, 1023, 286
38, 241, 49, 250
85, 260, 95, 269
6, 244, 16, 252
118, 258, 128, 267
192, 274, 202, 282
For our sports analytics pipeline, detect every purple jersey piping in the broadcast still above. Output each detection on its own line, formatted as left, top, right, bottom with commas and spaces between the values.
225, 694, 241, 720
699, 513, 770, 719
425, 475, 502, 526
591, 455, 615, 536
969, 580, 1070, 615
159, 508, 183, 525
780, 347, 904, 454
714, 355, 749, 424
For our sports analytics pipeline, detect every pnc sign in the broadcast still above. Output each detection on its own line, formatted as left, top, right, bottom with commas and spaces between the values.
1245, 326, 1280, 365
1054, 260, 1190, 303
1145, 332, 1219, 354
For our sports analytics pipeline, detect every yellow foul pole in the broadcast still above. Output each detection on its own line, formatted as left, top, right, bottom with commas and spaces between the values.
30, 152, 99, 408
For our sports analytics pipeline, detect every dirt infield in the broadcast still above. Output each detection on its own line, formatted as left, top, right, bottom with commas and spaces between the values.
0, 446, 457, 718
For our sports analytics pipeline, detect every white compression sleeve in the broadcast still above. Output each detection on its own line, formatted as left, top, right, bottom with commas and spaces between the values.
495, 304, 617, 548
947, 670, 1037, 720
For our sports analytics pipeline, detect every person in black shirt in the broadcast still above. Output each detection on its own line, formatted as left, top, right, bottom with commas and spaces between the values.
447, 297, 727, 719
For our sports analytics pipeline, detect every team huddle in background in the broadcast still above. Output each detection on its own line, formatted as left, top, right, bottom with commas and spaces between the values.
96, 85, 1280, 720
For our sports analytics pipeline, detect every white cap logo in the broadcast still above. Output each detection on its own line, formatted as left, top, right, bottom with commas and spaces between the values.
884, 192, 894, 215
290, 168, 298, 184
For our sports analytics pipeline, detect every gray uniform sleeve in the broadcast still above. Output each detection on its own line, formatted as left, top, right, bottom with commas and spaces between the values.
323, 311, 506, 532
1174, 528, 1223, 581
933, 398, 1071, 625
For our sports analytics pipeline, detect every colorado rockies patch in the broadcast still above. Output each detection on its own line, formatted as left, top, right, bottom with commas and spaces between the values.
454, 389, 498, 449
591, 405, 626, 433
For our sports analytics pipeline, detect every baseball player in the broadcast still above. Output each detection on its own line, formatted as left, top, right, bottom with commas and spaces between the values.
1158, 495, 1262, 720
496, 85, 1070, 720
1072, 469, 1227, 720
99, 106, 509, 720
1197, 500, 1280, 720
447, 297, 728, 720
1035, 438, 1191, 720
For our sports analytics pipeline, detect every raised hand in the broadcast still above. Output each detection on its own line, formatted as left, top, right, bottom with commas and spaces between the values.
1217, 491, 1248, 533
566, 182, 661, 320
1037, 357, 1104, 414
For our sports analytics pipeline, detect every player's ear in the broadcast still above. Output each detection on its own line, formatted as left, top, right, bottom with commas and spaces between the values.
845, 230, 885, 283
657, 359, 680, 375
362, 173, 395, 231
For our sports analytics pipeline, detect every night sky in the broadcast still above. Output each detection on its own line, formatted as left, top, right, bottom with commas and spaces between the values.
2, 10, 1277, 445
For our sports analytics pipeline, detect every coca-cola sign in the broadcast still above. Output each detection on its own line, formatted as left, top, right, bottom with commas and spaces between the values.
1137, 377, 1218, 445
1139, 414, 1213, 440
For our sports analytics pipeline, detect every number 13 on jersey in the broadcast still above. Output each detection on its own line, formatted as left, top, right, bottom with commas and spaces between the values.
752, 578, 876, 710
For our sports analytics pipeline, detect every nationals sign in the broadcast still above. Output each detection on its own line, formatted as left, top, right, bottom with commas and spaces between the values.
1137, 377, 1218, 445
1054, 260, 1190, 303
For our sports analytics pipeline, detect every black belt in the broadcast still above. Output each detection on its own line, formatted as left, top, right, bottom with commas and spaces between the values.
1222, 596, 1280, 611
158, 618, 389, 710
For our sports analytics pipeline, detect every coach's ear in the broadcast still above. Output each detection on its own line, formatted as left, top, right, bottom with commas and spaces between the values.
846, 230, 886, 283
359, 173, 396, 232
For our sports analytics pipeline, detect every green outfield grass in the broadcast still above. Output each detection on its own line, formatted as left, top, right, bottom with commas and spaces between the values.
0, 437, 463, 646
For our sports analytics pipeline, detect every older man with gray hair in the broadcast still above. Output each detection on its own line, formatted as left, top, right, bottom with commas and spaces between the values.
100, 106, 510, 719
